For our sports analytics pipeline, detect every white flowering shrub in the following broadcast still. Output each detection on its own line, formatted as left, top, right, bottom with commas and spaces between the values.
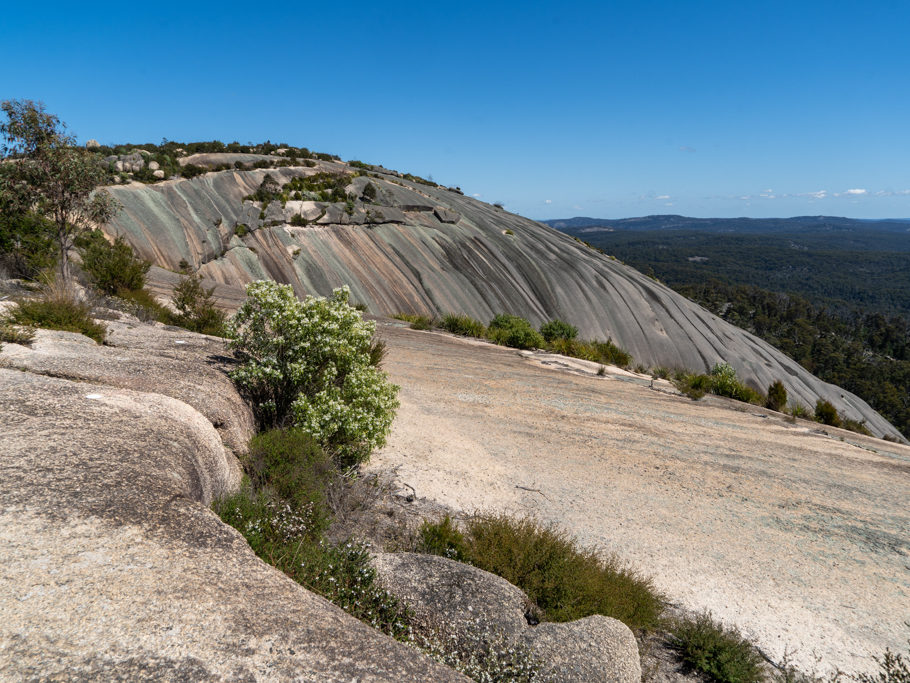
227, 281, 399, 466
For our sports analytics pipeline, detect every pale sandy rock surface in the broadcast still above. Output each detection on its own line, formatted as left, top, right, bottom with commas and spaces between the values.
0, 324, 465, 681
367, 323, 910, 677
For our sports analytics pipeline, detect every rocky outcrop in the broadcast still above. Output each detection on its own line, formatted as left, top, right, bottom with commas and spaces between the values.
373, 552, 642, 682
101, 158, 903, 439
0, 320, 464, 681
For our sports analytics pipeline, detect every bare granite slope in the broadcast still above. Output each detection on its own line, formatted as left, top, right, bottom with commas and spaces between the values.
102, 159, 903, 440
0, 324, 464, 681
367, 322, 910, 677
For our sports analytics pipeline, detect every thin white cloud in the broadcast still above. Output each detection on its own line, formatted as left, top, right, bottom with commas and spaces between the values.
656, 195, 670, 200
545, 199, 552, 204
844, 188, 867, 195
472, 193, 481, 197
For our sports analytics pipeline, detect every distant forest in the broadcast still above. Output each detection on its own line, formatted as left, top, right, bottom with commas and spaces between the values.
550, 216, 910, 439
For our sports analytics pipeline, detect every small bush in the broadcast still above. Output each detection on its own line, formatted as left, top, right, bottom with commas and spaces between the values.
486, 314, 544, 350
788, 402, 813, 419
116, 287, 172, 323
674, 372, 712, 400
78, 232, 150, 295
652, 366, 670, 379
815, 398, 842, 427
546, 337, 633, 369
214, 484, 411, 640
289, 214, 308, 226
418, 515, 470, 562
170, 272, 226, 336
419, 513, 663, 631
234, 223, 249, 237
244, 428, 335, 539
540, 319, 578, 343
842, 418, 872, 436
227, 282, 399, 466
670, 611, 765, 683
854, 629, 910, 683
8, 281, 106, 343
394, 313, 435, 330
0, 323, 35, 346
440, 313, 486, 338
766, 380, 788, 412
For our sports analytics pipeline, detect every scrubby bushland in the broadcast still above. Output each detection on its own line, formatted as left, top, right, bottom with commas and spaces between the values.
77, 231, 150, 295
227, 281, 399, 467
6, 277, 105, 343
418, 513, 663, 632
766, 380, 788, 412
669, 611, 765, 683
540, 319, 578, 343
486, 314, 544, 350
170, 272, 226, 336
439, 313, 486, 338
0, 322, 34, 346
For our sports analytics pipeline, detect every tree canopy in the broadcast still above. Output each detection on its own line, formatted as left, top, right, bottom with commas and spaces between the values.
0, 100, 119, 281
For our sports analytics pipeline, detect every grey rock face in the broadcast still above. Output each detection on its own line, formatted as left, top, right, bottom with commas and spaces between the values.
102, 165, 904, 440
0, 322, 465, 681
373, 552, 641, 683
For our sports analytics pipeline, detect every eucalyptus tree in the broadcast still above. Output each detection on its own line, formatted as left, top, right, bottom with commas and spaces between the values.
0, 100, 119, 281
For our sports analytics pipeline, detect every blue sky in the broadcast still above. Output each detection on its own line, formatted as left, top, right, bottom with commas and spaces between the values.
3, 1, 910, 219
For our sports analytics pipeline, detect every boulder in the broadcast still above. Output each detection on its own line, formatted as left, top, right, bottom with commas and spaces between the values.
434, 207, 461, 224
85, 139, 100, 149
153, 169, 166, 179
373, 552, 641, 682
373, 553, 531, 638
520, 616, 642, 683
148, 161, 160, 171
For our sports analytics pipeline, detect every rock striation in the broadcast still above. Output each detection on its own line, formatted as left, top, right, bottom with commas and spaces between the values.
100, 156, 903, 439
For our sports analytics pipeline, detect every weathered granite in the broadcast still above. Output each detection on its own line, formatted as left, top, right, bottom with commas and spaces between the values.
0, 322, 255, 456
373, 552, 641, 683
102, 164, 904, 440
0, 328, 464, 680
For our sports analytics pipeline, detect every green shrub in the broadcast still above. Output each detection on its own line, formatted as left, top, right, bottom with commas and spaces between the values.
766, 380, 788, 412
234, 223, 249, 237
418, 515, 470, 562
362, 182, 377, 201
0, 323, 35, 346
8, 281, 105, 343
486, 314, 544, 350
670, 612, 765, 683
244, 428, 334, 539
227, 281, 399, 466
788, 402, 813, 419
394, 313, 435, 330
0, 211, 57, 279
674, 372, 712, 400
78, 232, 150, 295
116, 287, 172, 323
540, 319, 578, 343
546, 337, 633, 368
815, 398, 842, 427
842, 418, 872, 436
214, 483, 411, 640
419, 513, 663, 632
170, 272, 226, 336
440, 313, 486, 338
